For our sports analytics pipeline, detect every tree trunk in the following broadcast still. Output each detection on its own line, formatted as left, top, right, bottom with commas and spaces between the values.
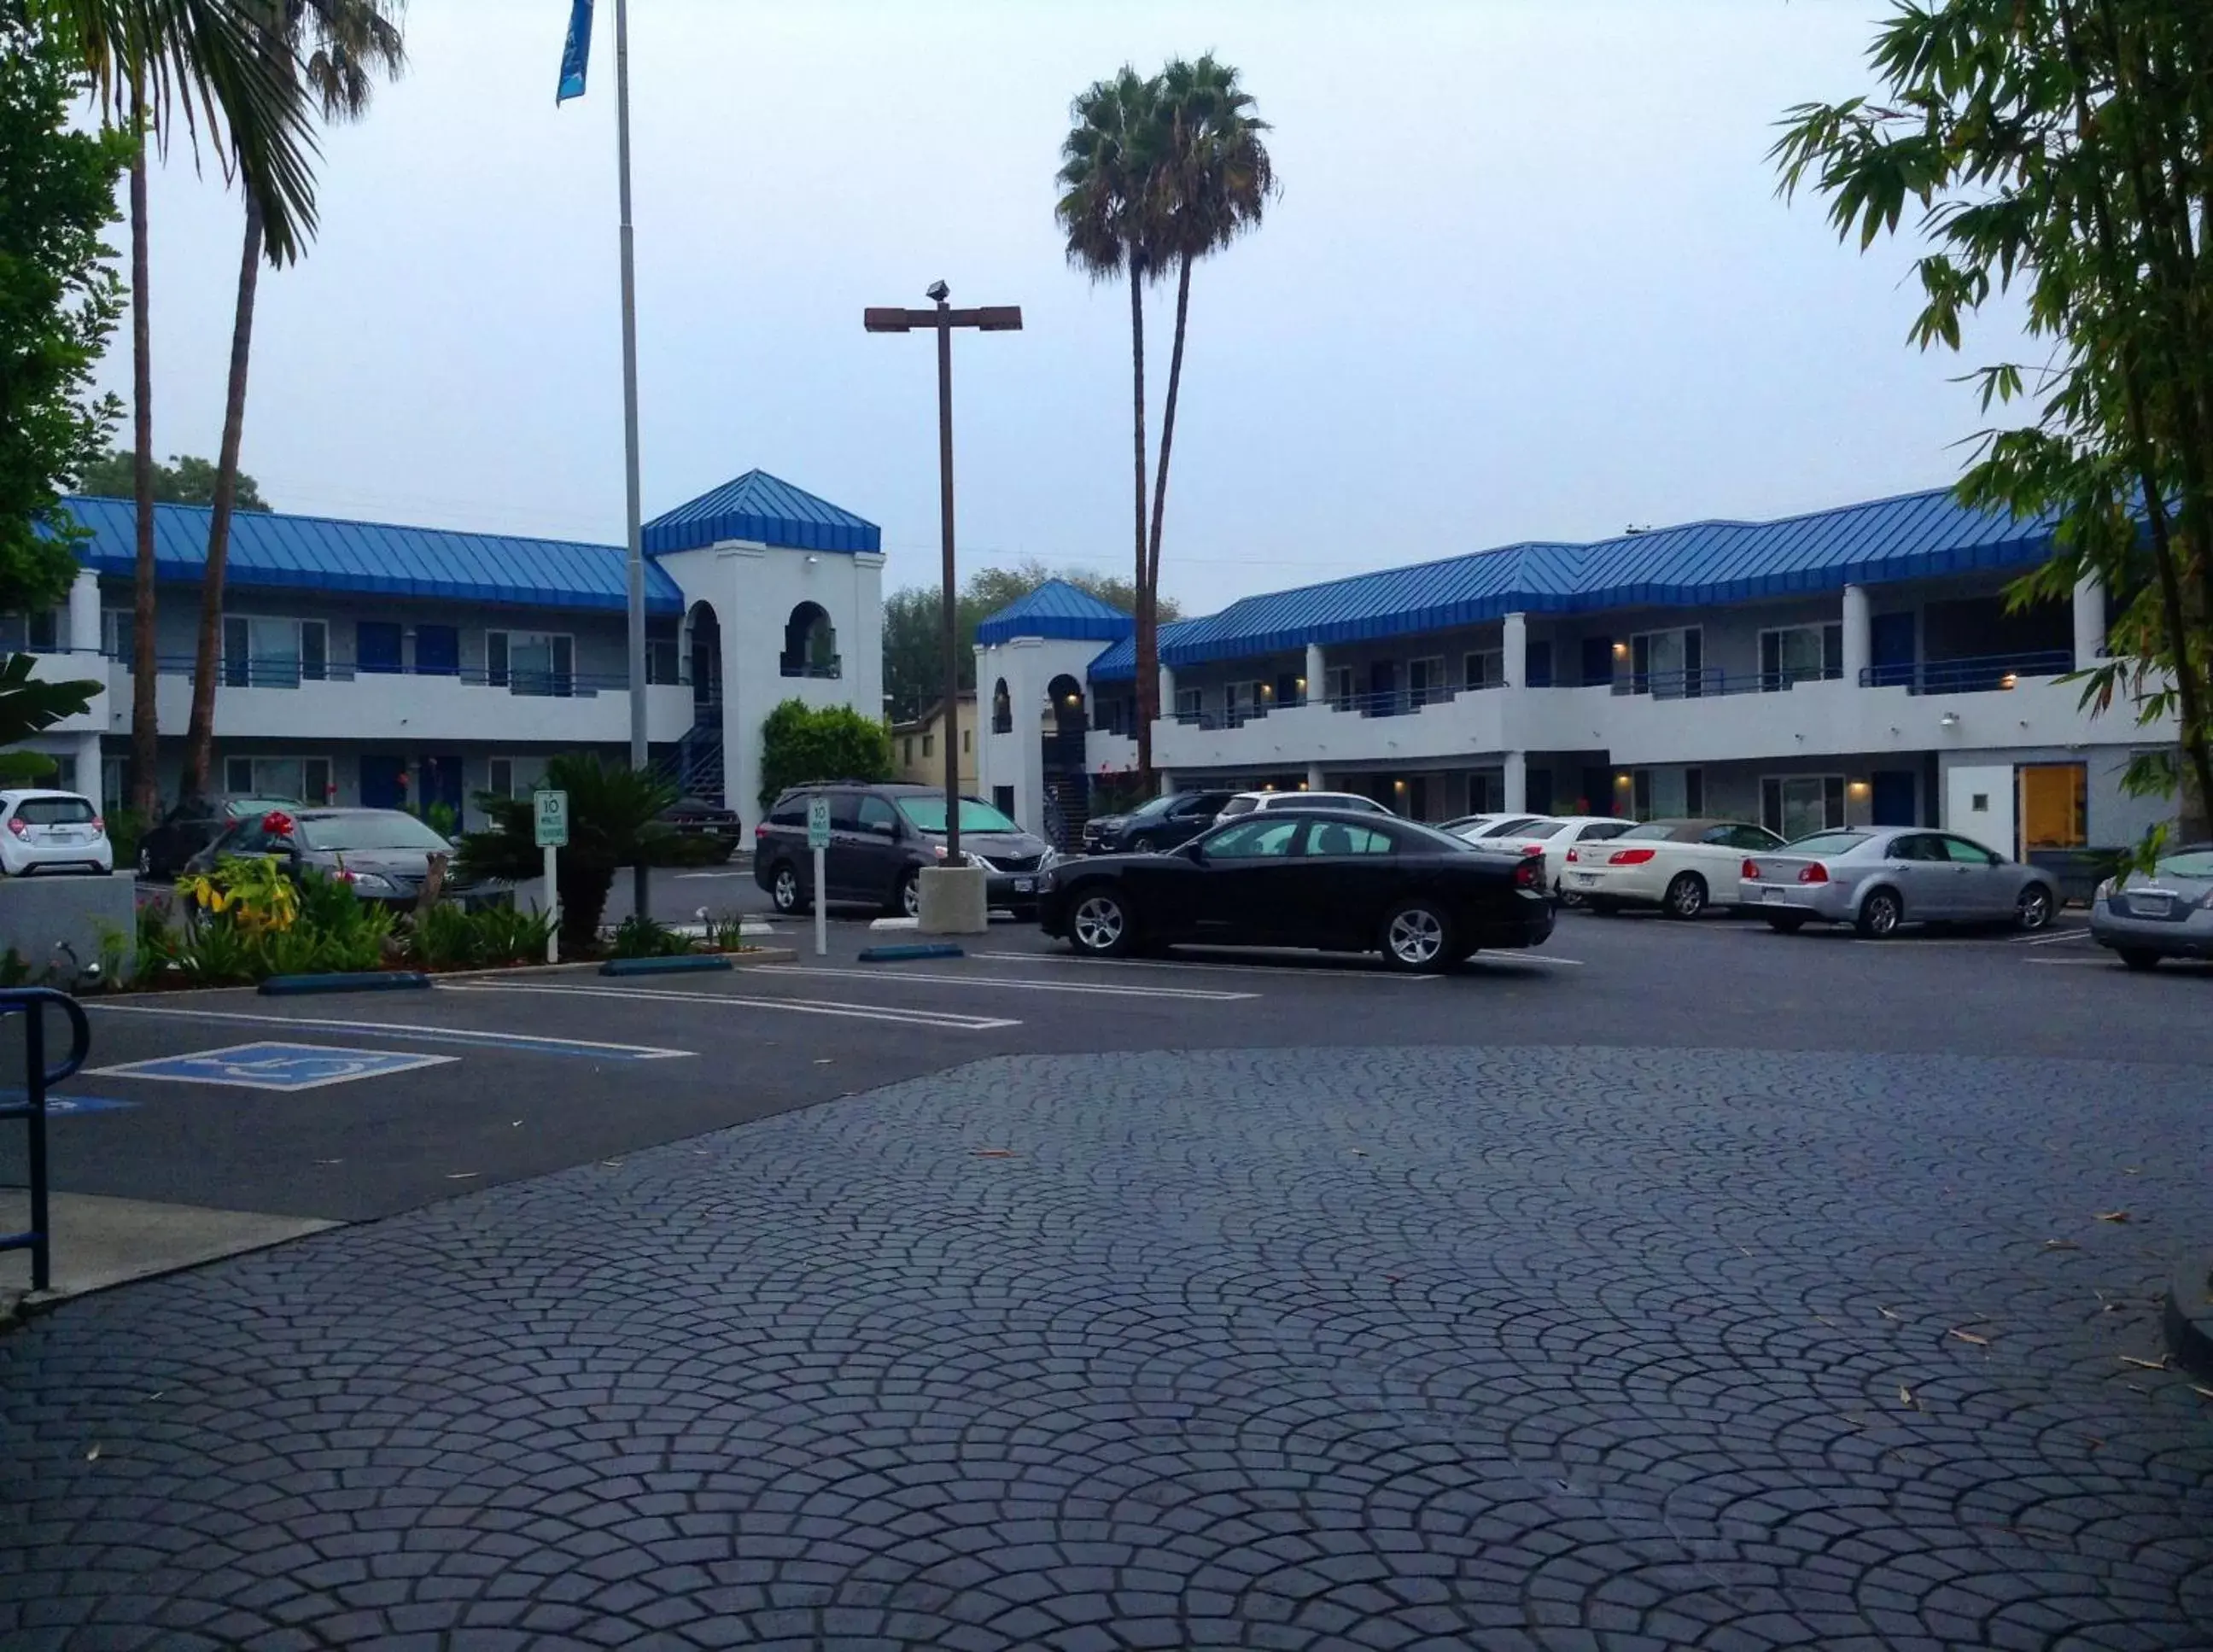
1129, 266, 1153, 788
185, 197, 265, 800
1146, 254, 1194, 616
127, 99, 160, 819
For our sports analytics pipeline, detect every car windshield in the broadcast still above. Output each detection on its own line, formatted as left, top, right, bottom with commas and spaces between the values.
295, 813, 453, 853
896, 797, 1022, 835
1217, 797, 1258, 818
226, 797, 297, 817
13, 797, 96, 826
1129, 795, 1177, 820
1515, 820, 1568, 840
1397, 820, 1476, 853
1619, 823, 1679, 841
1784, 831, 1869, 855
2154, 848, 2213, 880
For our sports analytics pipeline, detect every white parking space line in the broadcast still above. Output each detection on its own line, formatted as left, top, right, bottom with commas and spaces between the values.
90, 1002, 692, 1060
441, 979, 1020, 1031
1469, 951, 1585, 966
756, 965, 1257, 1001
969, 949, 1579, 974
2017, 926, 2095, 946
2023, 956, 2119, 967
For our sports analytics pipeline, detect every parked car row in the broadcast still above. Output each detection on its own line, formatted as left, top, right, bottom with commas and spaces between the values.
755, 781, 1056, 918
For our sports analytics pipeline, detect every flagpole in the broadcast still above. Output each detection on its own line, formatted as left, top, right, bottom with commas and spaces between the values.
615, 0, 651, 921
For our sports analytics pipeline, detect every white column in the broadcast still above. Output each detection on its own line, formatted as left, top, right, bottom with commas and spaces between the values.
1842, 584, 1871, 686
2072, 574, 2107, 664
1504, 750, 1528, 814
74, 731, 102, 802
1304, 642, 1325, 703
1502, 612, 1527, 686
67, 568, 101, 657
1158, 663, 1176, 715
1157, 770, 1176, 794
1305, 762, 1325, 791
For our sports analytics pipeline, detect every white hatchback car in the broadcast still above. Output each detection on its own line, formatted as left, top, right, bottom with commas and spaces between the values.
0, 789, 114, 877
1214, 790, 1394, 823
1562, 816, 1783, 918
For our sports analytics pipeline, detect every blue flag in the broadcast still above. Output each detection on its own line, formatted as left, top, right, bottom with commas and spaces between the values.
557, 0, 593, 103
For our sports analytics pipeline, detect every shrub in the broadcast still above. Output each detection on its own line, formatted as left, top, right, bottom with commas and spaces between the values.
402, 902, 555, 970
758, 698, 891, 811
454, 753, 683, 956
609, 914, 692, 958
167, 861, 392, 984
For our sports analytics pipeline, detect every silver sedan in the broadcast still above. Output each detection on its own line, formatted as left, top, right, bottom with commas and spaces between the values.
2089, 844, 2213, 969
1741, 827, 2059, 937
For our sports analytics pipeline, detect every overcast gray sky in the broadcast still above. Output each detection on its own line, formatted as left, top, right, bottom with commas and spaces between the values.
102, 0, 2013, 615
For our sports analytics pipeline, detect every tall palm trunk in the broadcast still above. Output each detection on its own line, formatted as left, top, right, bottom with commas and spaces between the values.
1129, 264, 1154, 785
1145, 254, 1194, 623
185, 194, 266, 799
127, 92, 161, 818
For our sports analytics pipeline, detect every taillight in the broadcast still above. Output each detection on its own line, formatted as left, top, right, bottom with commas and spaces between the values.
90, 815, 104, 834
1609, 848, 1655, 866
1797, 863, 1829, 884
754, 822, 768, 838
1565, 847, 1579, 863
1743, 859, 1760, 881
5, 818, 26, 838
1513, 855, 1540, 890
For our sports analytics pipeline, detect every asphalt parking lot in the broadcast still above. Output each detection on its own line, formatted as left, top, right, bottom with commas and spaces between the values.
2, 899, 2193, 1226
4, 900, 2210, 1649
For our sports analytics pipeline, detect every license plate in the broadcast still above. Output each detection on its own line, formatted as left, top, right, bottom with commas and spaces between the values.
1013, 878, 1035, 893
1761, 886, 1790, 902
1572, 872, 1598, 887
2134, 893, 2173, 916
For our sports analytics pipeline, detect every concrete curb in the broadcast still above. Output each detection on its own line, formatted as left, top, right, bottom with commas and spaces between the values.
2163, 1251, 2213, 1385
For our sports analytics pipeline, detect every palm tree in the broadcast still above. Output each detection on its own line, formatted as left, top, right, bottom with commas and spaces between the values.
1057, 67, 1167, 782
35, 0, 322, 814
184, 0, 401, 799
1144, 56, 1273, 638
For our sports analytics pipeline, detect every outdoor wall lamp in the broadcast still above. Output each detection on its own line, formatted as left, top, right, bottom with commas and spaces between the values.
1940, 711, 1960, 728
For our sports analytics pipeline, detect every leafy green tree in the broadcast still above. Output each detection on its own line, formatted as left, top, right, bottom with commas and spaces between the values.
757, 698, 892, 810
187, 0, 404, 801
0, 13, 126, 616
454, 753, 686, 956
1056, 59, 1274, 785
881, 562, 1174, 722
79, 448, 269, 510
1774, 0, 2213, 844
35, 0, 325, 814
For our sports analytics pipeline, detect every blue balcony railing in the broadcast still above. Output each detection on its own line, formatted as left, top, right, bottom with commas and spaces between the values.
134, 653, 684, 695
1610, 666, 1844, 698
1859, 650, 2072, 694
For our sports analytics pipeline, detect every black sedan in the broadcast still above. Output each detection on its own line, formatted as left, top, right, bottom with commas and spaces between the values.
1081, 790, 1238, 855
1038, 808, 1553, 971
660, 795, 744, 861
186, 807, 502, 908
137, 795, 300, 879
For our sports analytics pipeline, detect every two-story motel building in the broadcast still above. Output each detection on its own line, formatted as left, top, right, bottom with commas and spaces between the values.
976, 487, 2172, 864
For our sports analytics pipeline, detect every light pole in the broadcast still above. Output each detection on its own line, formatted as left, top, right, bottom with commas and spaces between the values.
864, 284, 1021, 867
614, 0, 651, 922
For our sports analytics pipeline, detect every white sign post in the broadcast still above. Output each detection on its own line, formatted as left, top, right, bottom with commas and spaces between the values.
806, 796, 831, 957
534, 788, 569, 964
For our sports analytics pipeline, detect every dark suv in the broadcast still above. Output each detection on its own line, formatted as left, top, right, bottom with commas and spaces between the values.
754, 782, 1058, 919
1081, 790, 1237, 855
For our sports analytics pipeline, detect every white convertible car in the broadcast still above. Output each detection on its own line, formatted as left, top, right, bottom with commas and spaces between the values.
1561, 817, 1785, 918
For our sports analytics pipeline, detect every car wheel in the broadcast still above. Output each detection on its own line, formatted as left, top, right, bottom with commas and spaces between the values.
896, 871, 920, 919
1130, 833, 1158, 853
1662, 873, 1708, 919
1764, 914, 1807, 934
769, 862, 808, 914
1068, 887, 1136, 956
1380, 900, 1452, 972
2015, 883, 2055, 932
1855, 887, 1902, 938
2118, 949, 2160, 972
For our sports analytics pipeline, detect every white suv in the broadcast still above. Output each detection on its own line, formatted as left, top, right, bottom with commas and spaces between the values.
0, 789, 114, 877
1215, 790, 1394, 823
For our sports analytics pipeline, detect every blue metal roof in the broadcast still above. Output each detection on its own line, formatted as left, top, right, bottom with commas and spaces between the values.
643, 469, 881, 557
60, 496, 686, 616
1086, 618, 1201, 682
1090, 487, 2058, 677
975, 580, 1136, 646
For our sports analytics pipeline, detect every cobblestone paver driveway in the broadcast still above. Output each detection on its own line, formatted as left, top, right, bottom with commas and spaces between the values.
3, 1047, 2211, 1650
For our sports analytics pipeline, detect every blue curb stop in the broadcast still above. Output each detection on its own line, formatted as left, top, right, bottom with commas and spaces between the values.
259, 972, 432, 996
857, 943, 967, 963
599, 954, 735, 978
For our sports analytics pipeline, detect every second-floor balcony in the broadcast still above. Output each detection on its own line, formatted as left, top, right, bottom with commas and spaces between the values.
101, 654, 694, 745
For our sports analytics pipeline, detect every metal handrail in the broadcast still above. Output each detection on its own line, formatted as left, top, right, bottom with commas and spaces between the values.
1857, 650, 2073, 693
0, 989, 92, 1294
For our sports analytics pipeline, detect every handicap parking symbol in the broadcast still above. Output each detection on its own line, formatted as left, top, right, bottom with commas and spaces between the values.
89, 1042, 457, 1093
0, 1089, 136, 1116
